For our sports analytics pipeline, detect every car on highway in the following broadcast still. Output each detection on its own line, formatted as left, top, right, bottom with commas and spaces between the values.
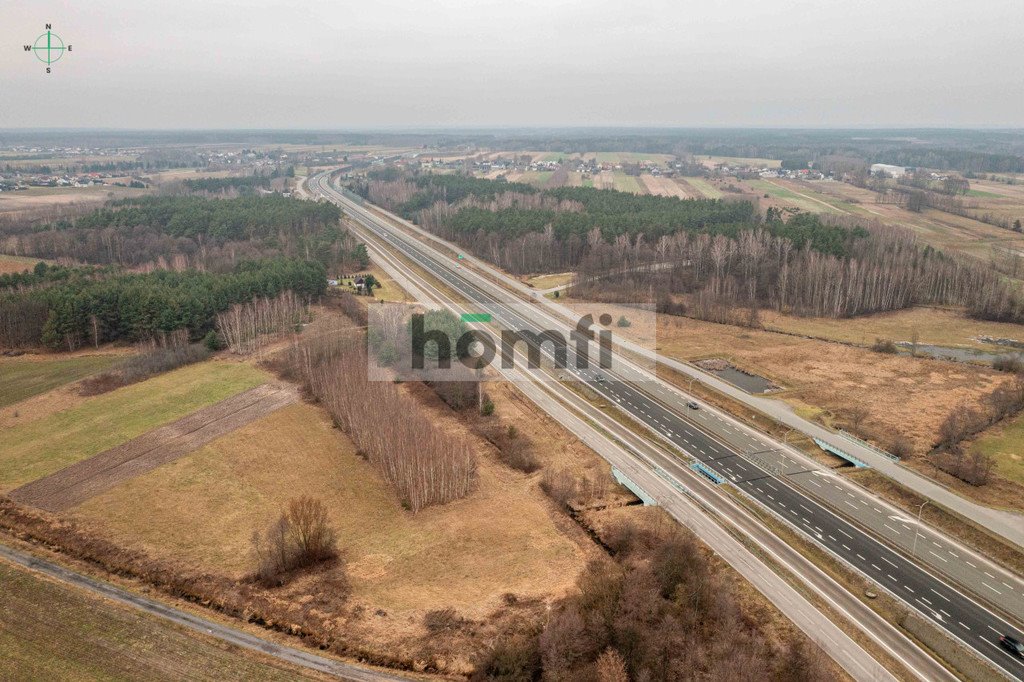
1001, 634, 1024, 658
687, 401, 699, 410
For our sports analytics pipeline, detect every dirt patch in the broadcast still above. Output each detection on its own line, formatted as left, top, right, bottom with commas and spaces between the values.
8, 384, 297, 511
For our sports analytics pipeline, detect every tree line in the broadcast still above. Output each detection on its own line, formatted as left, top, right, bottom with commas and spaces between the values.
0, 258, 326, 350
572, 219, 1024, 323
0, 194, 369, 273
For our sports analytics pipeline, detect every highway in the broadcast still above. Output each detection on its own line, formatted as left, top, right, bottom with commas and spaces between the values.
311, 171, 1024, 680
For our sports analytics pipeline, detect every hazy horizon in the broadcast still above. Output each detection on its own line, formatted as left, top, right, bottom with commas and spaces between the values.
4, 1, 1024, 129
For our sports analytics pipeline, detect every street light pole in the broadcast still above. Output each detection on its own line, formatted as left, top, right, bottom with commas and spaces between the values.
911, 500, 928, 557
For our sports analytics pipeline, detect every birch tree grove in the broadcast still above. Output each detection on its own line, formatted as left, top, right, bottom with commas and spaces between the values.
298, 335, 476, 512
216, 290, 308, 354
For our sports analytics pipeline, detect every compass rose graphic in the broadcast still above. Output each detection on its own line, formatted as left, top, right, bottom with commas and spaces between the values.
25, 24, 72, 73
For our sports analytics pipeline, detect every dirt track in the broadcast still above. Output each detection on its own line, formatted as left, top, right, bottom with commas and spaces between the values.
7, 384, 297, 512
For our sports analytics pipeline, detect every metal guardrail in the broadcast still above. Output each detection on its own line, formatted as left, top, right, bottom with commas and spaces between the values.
837, 430, 901, 462
690, 461, 726, 485
611, 466, 658, 506
814, 437, 870, 468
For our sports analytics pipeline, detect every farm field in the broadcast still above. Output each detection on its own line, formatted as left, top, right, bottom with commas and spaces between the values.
0, 360, 267, 493
566, 300, 1013, 458
697, 155, 782, 169
513, 170, 553, 186
0, 254, 45, 274
0, 185, 145, 214
747, 179, 845, 214
760, 307, 1024, 351
795, 179, 1024, 259
682, 176, 723, 199
638, 174, 691, 198
611, 171, 643, 193
0, 353, 122, 409
74, 398, 596, 618
0, 558, 324, 682
581, 151, 674, 167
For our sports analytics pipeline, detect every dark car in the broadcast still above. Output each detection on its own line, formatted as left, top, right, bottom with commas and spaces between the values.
1001, 634, 1024, 658
687, 401, 699, 410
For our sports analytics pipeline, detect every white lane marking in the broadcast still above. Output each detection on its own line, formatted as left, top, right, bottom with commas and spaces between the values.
983, 583, 1002, 595
930, 589, 950, 602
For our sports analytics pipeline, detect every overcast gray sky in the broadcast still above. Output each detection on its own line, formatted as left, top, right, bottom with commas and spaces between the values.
3, 0, 1023, 129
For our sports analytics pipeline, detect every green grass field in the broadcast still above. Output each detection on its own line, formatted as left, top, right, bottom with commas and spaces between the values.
683, 177, 723, 199
612, 172, 643, 193
0, 360, 267, 492
517, 170, 554, 186
972, 414, 1024, 487
748, 180, 843, 214
0, 558, 320, 681
0, 355, 121, 409
965, 189, 1002, 198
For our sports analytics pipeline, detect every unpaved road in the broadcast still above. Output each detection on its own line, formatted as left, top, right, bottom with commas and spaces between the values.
0, 542, 410, 681
9, 384, 297, 511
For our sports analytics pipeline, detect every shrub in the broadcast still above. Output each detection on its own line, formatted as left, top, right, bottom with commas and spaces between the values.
203, 330, 226, 351
252, 497, 339, 587
481, 398, 495, 416
616, 315, 631, 328
540, 468, 577, 507
871, 338, 898, 354
424, 608, 464, 634
487, 424, 541, 473
80, 343, 210, 396
889, 434, 914, 459
993, 355, 1024, 374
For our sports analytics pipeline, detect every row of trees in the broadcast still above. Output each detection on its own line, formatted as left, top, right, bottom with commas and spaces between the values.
0, 258, 326, 350
296, 329, 477, 512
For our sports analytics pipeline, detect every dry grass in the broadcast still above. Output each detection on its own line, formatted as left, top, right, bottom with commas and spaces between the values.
0, 360, 268, 492
0, 254, 43, 274
74, 399, 596, 619
0, 186, 144, 213
761, 306, 1024, 351
567, 301, 1013, 457
0, 557, 328, 681
638, 174, 690, 198
524, 272, 575, 290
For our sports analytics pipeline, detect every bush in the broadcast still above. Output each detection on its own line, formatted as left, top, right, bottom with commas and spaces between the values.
252, 497, 339, 587
203, 330, 226, 351
487, 424, 541, 473
871, 338, 898, 354
616, 315, 631, 328
540, 469, 577, 507
80, 343, 210, 396
481, 398, 495, 416
993, 355, 1024, 374
424, 608, 464, 634
889, 434, 914, 459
